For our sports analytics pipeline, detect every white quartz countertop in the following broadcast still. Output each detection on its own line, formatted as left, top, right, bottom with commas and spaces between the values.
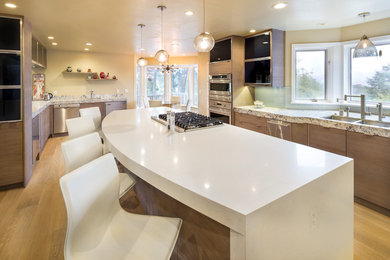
235, 106, 390, 138
102, 108, 352, 220
32, 101, 50, 118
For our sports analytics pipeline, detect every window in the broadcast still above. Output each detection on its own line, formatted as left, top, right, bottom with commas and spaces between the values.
193, 67, 198, 106
136, 66, 141, 108
136, 64, 198, 107
146, 66, 165, 101
295, 50, 326, 100
350, 43, 390, 103
171, 67, 189, 104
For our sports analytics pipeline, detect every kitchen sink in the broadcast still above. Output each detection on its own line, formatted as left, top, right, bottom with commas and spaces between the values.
322, 115, 361, 123
356, 120, 390, 128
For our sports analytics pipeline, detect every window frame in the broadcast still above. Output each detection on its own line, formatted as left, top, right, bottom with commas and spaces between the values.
291, 42, 342, 104
343, 35, 390, 105
136, 64, 199, 108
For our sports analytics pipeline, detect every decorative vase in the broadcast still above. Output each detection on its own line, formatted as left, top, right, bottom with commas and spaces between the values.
66, 66, 72, 72
77, 68, 81, 72
100, 72, 105, 79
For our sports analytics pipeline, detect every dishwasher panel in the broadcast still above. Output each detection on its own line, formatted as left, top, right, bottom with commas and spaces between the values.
53, 104, 80, 134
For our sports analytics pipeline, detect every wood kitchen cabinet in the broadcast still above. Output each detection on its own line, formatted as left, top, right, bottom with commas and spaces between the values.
291, 123, 308, 145
308, 125, 346, 156
0, 122, 23, 186
39, 106, 51, 151
106, 101, 127, 116
234, 112, 268, 134
347, 132, 390, 211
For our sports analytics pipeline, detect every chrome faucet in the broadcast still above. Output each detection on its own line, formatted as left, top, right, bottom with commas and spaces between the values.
344, 94, 369, 120
376, 103, 386, 121
89, 90, 94, 99
345, 106, 351, 118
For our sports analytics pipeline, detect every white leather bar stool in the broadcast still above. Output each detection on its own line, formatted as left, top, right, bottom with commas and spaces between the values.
79, 106, 102, 131
60, 153, 182, 260
65, 117, 95, 140
61, 132, 135, 198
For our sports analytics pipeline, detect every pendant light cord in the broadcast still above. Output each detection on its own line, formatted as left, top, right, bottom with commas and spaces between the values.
203, 0, 206, 32
140, 26, 143, 55
161, 7, 164, 50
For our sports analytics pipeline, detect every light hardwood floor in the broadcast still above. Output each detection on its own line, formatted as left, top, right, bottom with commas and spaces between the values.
0, 136, 389, 259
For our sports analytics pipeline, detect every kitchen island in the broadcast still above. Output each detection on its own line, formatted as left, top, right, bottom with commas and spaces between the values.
102, 107, 354, 260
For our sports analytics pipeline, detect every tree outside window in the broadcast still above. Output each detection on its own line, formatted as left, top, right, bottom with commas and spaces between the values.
351, 44, 390, 103
295, 50, 326, 100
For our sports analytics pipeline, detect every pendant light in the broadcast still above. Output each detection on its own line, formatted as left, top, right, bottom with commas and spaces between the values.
137, 24, 147, 67
194, 0, 215, 52
155, 5, 169, 64
353, 12, 378, 58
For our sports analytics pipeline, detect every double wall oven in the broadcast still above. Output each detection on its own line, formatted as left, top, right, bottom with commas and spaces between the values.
209, 74, 232, 124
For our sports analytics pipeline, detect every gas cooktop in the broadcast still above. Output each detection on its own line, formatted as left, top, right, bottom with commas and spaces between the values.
151, 112, 224, 132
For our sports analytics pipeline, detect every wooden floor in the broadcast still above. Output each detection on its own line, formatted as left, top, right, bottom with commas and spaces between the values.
0, 136, 389, 259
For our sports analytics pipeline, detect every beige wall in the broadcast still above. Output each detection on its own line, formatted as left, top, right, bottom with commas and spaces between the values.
285, 17, 390, 86
45, 50, 136, 108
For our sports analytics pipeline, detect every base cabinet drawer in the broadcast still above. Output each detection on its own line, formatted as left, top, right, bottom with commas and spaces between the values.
347, 132, 390, 210
291, 123, 308, 145
234, 112, 268, 134
308, 125, 346, 156
106, 101, 127, 115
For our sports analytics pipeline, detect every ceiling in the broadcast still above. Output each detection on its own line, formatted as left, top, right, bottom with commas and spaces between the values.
1, 0, 390, 56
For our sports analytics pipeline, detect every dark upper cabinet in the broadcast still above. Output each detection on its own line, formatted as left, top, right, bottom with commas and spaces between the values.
0, 17, 21, 51
245, 33, 270, 59
32, 37, 47, 68
244, 29, 285, 86
210, 39, 231, 62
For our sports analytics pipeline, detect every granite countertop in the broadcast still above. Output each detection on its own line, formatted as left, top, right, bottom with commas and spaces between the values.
235, 106, 390, 138
32, 101, 51, 118
32, 95, 127, 118
49, 95, 127, 105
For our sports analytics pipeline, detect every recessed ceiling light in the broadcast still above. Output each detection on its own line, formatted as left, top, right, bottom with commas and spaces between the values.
5, 3, 17, 8
249, 29, 256, 33
84, 48, 89, 51
48, 36, 54, 40
52, 42, 58, 46
185, 10, 193, 16
86, 42, 92, 46
273, 2, 288, 9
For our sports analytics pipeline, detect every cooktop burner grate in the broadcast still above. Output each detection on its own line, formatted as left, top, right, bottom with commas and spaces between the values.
156, 112, 224, 131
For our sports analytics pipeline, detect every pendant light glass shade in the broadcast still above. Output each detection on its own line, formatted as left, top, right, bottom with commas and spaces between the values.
137, 57, 148, 66
194, 32, 215, 52
353, 34, 378, 58
155, 49, 169, 63
353, 12, 378, 58
194, 0, 215, 52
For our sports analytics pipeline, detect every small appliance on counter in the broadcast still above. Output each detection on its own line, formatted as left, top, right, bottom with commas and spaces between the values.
43, 92, 53, 101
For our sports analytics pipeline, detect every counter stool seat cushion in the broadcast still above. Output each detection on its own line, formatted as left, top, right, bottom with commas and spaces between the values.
65, 117, 96, 140
61, 132, 135, 198
60, 153, 182, 260
80, 107, 102, 131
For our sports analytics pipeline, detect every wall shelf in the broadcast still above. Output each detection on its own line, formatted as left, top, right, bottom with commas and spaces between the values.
62, 71, 98, 75
86, 79, 118, 81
